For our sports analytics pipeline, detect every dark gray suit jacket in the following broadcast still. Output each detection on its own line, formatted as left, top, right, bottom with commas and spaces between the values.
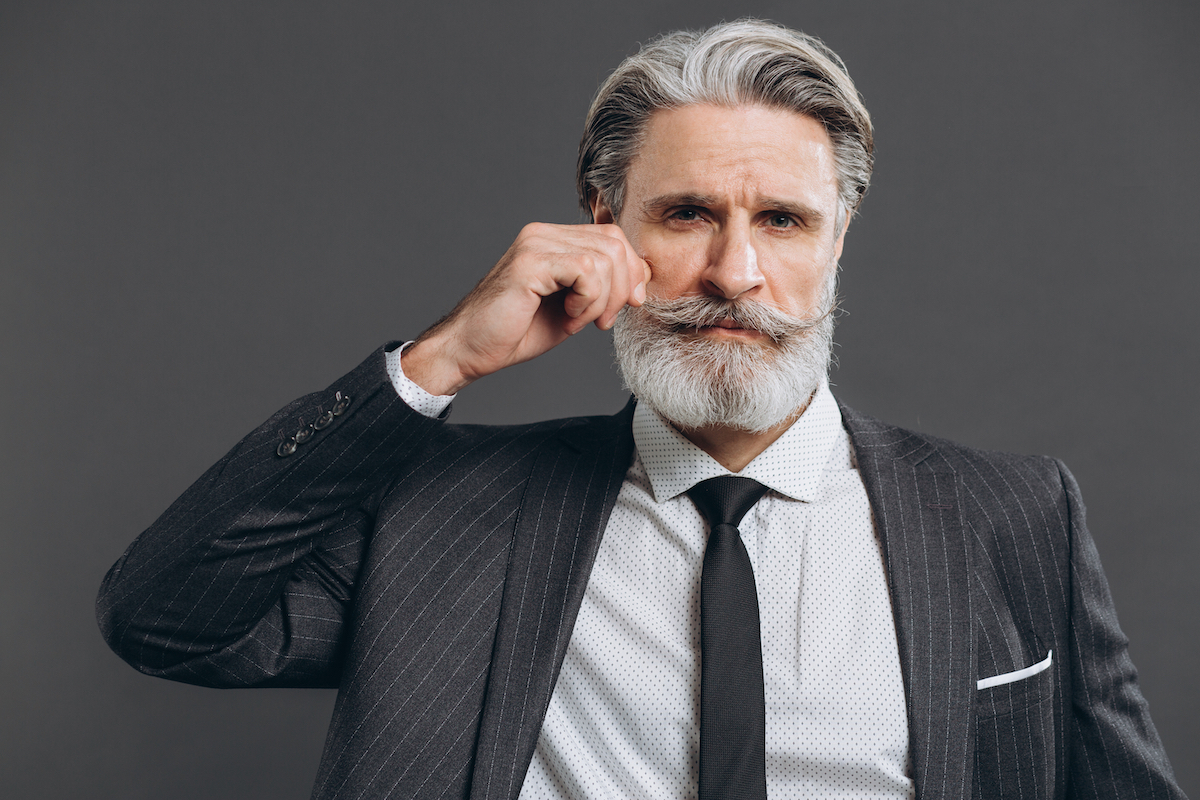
98, 345, 1185, 799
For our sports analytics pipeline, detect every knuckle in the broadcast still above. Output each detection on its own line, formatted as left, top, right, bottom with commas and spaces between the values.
516, 222, 553, 247
575, 252, 600, 276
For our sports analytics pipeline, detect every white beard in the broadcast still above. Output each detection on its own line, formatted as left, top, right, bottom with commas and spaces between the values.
612, 274, 837, 433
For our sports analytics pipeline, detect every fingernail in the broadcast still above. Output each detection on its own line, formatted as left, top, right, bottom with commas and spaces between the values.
634, 283, 646, 304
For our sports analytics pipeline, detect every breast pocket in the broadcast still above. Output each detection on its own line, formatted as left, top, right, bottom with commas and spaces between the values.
973, 650, 1056, 799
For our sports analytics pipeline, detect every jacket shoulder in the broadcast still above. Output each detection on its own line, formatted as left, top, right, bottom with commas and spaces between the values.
839, 401, 1066, 487
429, 399, 636, 453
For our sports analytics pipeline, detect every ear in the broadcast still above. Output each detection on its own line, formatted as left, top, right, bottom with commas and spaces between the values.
589, 190, 616, 225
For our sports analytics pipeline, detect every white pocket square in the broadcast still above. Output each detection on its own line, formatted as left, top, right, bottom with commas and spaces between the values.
977, 650, 1053, 690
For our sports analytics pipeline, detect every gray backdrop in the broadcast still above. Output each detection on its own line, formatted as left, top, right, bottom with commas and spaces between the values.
2, 1, 1196, 797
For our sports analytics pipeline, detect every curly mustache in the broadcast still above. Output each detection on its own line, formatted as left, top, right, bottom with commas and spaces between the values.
636, 294, 836, 344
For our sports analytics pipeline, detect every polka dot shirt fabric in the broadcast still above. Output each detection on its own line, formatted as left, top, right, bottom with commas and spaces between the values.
385, 343, 453, 418
522, 385, 913, 800
383, 352, 913, 798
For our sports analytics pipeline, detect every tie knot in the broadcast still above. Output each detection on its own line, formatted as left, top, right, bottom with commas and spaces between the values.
688, 476, 769, 529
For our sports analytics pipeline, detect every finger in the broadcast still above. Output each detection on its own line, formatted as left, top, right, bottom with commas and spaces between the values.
630, 256, 652, 306
596, 246, 631, 331
600, 223, 650, 309
561, 261, 610, 332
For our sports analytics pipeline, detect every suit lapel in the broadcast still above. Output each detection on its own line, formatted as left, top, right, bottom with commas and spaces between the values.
842, 405, 976, 800
468, 401, 977, 800
469, 402, 636, 800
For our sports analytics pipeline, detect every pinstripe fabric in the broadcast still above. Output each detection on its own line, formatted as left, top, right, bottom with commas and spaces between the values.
97, 345, 446, 688
98, 345, 636, 800
842, 405, 1184, 800
468, 418, 631, 800
98, 348, 1185, 800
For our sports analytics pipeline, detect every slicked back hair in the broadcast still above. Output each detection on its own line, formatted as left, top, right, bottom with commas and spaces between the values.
577, 19, 874, 225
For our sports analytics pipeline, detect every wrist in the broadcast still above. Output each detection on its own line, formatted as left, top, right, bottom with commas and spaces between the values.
401, 336, 474, 396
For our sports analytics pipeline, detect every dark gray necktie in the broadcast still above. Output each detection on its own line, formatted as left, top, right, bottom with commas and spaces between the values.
688, 475, 770, 800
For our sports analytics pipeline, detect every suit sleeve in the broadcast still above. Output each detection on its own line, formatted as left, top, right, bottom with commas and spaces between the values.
96, 344, 446, 689
1060, 460, 1188, 798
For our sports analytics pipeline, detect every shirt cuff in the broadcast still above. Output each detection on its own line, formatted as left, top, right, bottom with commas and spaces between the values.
385, 342, 455, 418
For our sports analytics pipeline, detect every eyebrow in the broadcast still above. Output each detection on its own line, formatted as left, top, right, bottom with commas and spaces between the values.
640, 193, 829, 228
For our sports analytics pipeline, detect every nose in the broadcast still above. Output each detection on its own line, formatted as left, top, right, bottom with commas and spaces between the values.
701, 221, 765, 300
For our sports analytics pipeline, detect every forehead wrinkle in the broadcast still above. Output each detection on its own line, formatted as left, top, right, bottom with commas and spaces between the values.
626, 104, 842, 228
637, 151, 834, 215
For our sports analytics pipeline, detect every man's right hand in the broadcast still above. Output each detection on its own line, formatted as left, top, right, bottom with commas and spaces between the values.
401, 222, 651, 397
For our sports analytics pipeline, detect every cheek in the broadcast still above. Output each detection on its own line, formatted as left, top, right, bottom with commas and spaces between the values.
780, 267, 835, 314
645, 261, 703, 298
761, 249, 835, 310
641, 240, 708, 296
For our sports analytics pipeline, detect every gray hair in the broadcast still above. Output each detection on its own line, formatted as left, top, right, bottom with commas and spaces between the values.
577, 19, 874, 224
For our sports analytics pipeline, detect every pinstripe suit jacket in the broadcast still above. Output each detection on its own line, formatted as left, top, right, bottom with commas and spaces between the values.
98, 345, 1185, 799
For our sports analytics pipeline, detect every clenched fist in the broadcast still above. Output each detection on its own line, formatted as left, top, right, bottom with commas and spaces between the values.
402, 222, 651, 396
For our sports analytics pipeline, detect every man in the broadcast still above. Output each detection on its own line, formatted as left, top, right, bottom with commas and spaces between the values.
98, 19, 1185, 800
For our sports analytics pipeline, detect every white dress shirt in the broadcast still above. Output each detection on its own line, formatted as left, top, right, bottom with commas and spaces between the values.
385, 347, 913, 799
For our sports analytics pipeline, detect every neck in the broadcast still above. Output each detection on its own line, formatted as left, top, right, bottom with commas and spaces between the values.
674, 396, 813, 473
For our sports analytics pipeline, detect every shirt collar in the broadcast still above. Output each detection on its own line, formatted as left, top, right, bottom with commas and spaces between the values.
631, 382, 846, 504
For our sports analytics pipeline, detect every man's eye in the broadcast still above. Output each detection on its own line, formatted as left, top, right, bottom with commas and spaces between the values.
767, 214, 796, 228
671, 209, 700, 222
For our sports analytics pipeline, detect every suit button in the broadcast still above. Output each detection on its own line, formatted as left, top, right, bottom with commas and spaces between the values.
313, 410, 334, 430
294, 426, 313, 444
277, 438, 298, 457
332, 392, 352, 415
